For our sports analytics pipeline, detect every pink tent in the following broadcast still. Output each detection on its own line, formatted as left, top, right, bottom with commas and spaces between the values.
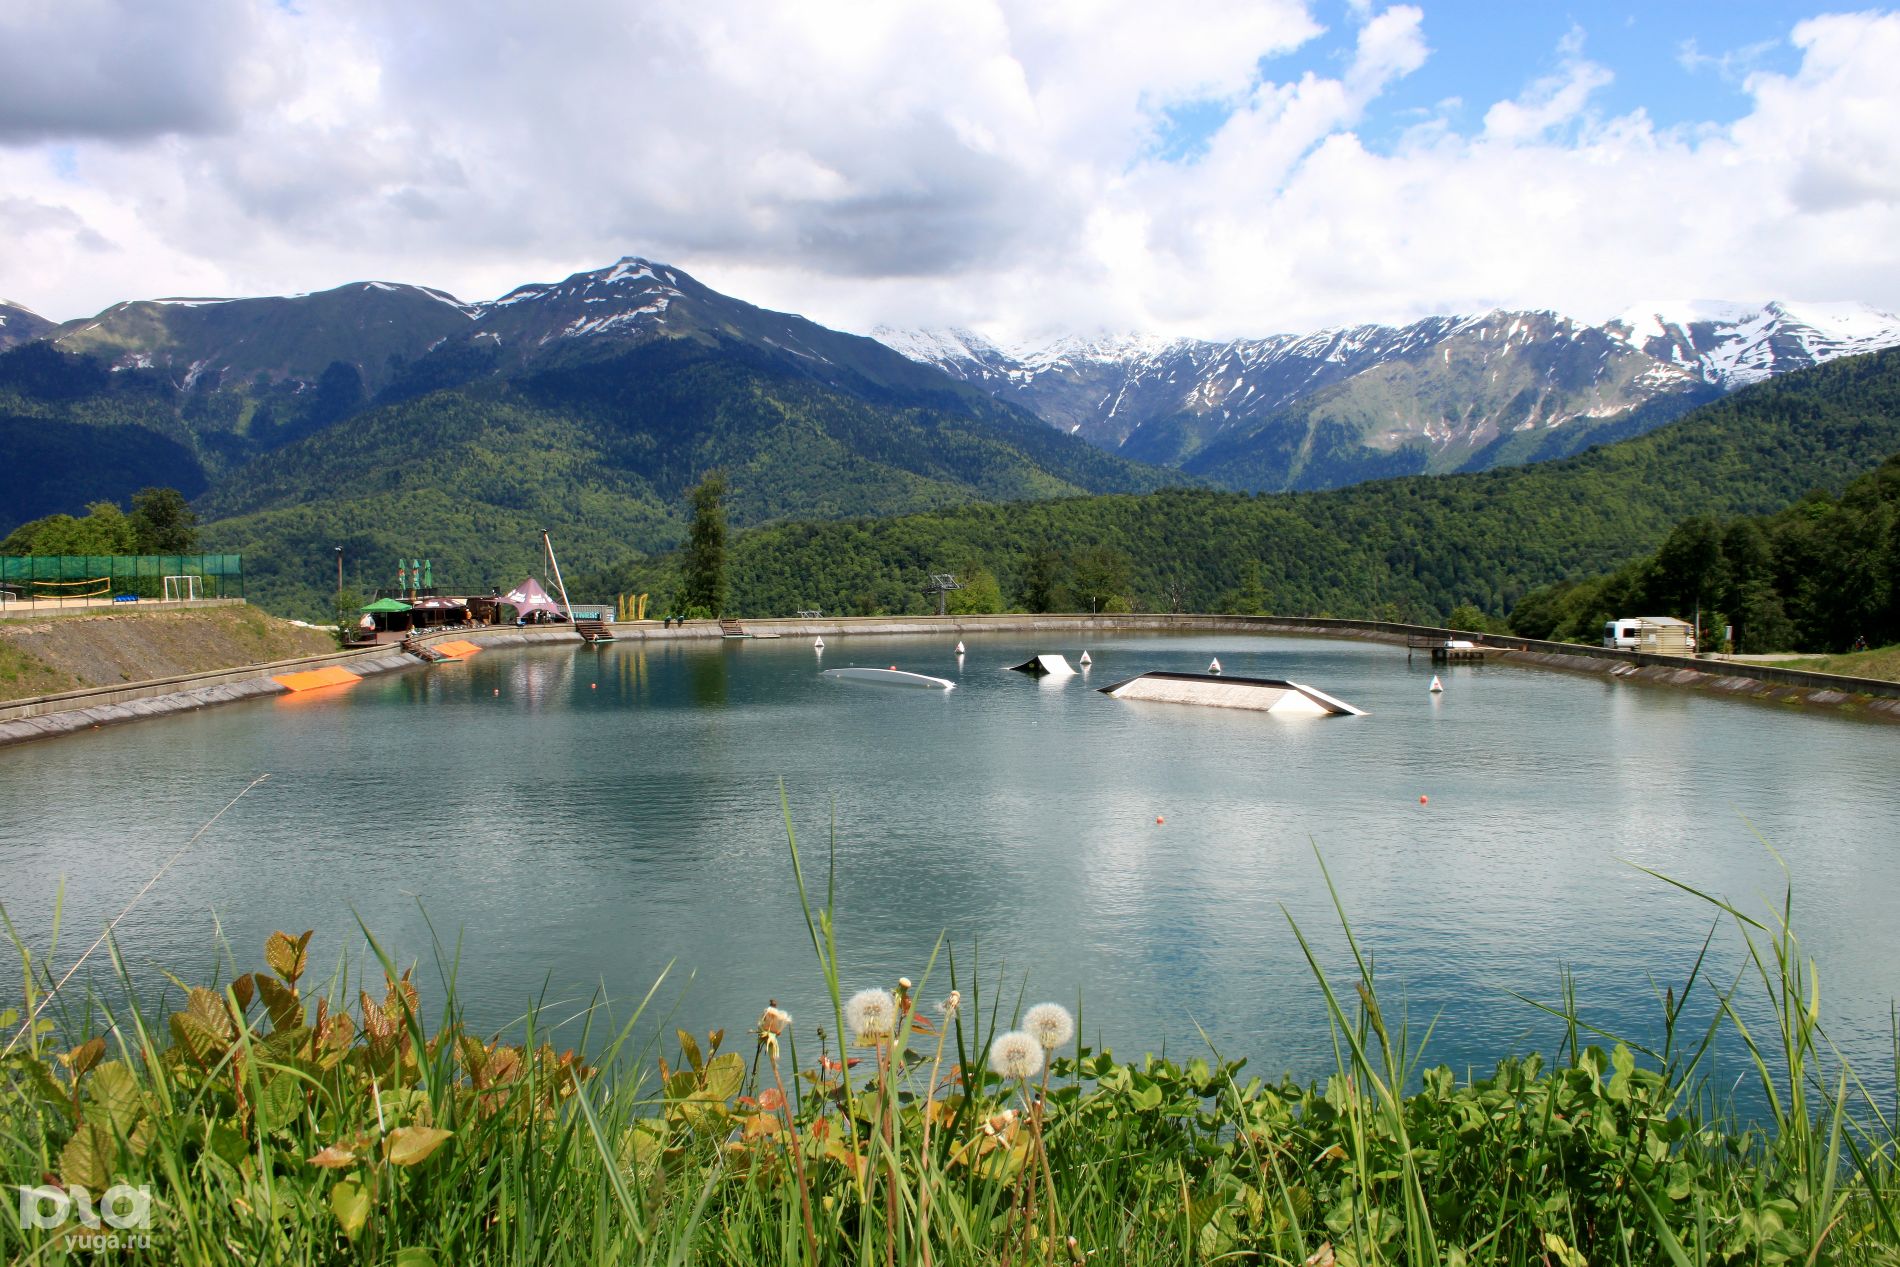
500, 576, 567, 620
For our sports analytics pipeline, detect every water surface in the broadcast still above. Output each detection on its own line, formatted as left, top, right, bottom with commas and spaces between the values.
2, 633, 1895, 1093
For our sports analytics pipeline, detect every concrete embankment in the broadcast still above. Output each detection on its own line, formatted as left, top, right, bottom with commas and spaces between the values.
0, 602, 333, 697
0, 622, 588, 747
4, 611, 1898, 749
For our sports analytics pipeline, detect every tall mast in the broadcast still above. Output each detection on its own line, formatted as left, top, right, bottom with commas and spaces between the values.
540, 529, 576, 624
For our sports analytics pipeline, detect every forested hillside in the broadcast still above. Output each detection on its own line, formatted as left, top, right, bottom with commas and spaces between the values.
1508, 452, 1900, 653
1, 259, 1176, 618
584, 346, 1900, 623
195, 339, 1174, 614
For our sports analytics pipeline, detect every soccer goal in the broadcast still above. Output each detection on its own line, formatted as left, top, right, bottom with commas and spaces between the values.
162, 575, 203, 602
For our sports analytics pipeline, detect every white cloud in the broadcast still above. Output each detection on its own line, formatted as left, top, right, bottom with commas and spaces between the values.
1481, 26, 1614, 142
0, 3, 1897, 344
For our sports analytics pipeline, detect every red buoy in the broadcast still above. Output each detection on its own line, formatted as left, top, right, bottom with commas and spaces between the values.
1419, 794, 1429, 805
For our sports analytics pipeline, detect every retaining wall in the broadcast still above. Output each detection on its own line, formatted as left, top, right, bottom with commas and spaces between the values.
4, 613, 1897, 749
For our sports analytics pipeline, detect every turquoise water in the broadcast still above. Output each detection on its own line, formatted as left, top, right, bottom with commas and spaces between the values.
2, 632, 1896, 1091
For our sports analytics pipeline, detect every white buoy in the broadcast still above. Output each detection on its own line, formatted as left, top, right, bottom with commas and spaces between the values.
814, 637, 825, 650
1079, 651, 1092, 665
1429, 674, 1444, 693
955, 641, 965, 655
1208, 657, 1222, 675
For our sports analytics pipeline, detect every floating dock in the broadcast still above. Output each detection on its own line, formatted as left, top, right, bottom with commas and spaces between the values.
822, 667, 956, 690
1098, 671, 1365, 716
1408, 637, 1493, 664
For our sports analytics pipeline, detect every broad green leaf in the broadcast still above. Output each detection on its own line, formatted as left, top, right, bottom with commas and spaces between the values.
702, 1052, 744, 1102
395, 1250, 438, 1267
86, 1061, 142, 1134
330, 1180, 370, 1237
59, 1121, 116, 1190
676, 1029, 703, 1074
257, 1072, 304, 1133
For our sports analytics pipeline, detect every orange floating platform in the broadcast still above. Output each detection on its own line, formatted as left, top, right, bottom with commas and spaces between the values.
273, 666, 362, 692
431, 640, 482, 659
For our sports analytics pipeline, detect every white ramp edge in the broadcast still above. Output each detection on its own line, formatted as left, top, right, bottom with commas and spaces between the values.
1009, 654, 1077, 677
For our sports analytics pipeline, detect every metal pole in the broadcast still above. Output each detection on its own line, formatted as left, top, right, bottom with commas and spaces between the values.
334, 547, 342, 610
540, 530, 577, 624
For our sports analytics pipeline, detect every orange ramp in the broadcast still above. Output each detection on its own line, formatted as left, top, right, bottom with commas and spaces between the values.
432, 640, 482, 659
273, 666, 363, 692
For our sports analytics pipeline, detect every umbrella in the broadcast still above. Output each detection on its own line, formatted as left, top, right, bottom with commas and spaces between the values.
361, 598, 413, 613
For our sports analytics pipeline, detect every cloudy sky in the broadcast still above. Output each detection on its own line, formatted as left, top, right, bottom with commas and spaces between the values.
4, 0, 1899, 342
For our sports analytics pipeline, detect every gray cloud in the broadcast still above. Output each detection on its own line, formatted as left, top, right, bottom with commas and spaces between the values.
0, 0, 258, 143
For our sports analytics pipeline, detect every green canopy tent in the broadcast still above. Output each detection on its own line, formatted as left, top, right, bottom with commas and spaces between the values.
360, 596, 414, 634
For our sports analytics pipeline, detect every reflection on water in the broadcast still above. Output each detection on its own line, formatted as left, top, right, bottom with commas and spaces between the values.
1, 632, 1896, 1100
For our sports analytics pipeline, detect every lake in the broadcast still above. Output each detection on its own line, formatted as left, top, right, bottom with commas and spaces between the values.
2, 631, 1896, 1096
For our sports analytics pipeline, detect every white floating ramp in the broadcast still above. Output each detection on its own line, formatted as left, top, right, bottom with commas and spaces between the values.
1098, 671, 1365, 716
822, 667, 956, 690
1009, 654, 1077, 677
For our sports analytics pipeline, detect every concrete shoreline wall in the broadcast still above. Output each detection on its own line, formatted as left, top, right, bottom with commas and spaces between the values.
3, 613, 1897, 749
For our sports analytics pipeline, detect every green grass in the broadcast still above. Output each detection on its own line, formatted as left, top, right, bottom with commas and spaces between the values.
1783, 644, 1900, 684
4, 819, 1897, 1265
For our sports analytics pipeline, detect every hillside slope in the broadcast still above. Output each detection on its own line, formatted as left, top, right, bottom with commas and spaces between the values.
659, 345, 1900, 621
194, 337, 1175, 615
0, 605, 335, 701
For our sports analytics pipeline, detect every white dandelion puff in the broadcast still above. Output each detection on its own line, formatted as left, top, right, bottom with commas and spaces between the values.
1023, 1003, 1075, 1051
845, 988, 897, 1045
938, 990, 962, 1017
757, 1005, 792, 1036
988, 1030, 1044, 1081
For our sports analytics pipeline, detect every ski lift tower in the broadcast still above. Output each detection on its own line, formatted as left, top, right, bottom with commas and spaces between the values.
924, 573, 963, 616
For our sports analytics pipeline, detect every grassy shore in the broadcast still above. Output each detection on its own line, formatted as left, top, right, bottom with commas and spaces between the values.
5, 829, 1896, 1265
1783, 643, 1900, 685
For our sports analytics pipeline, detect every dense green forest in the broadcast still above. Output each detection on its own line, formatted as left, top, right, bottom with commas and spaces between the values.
0, 487, 198, 556
1507, 452, 1900, 652
582, 347, 1900, 627
197, 340, 1173, 614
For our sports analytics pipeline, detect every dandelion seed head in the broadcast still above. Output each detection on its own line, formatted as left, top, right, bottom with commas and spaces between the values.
897, 977, 912, 992
845, 988, 897, 1044
938, 990, 962, 1017
988, 1030, 1044, 1081
757, 1005, 792, 1036
1024, 1002, 1075, 1051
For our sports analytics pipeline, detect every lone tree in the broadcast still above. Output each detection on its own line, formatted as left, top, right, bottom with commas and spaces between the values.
679, 471, 729, 617
130, 487, 198, 553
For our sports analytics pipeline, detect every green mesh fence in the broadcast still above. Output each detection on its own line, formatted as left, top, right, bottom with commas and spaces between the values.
0, 556, 243, 604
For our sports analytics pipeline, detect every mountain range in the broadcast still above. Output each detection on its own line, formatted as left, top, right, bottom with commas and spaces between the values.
875, 300, 1900, 490
0, 259, 1171, 613
4, 257, 1899, 616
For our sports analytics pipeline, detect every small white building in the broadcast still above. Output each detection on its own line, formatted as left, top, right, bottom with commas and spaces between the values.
1603, 616, 1696, 656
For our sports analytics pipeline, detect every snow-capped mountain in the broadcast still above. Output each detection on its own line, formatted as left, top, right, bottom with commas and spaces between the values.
1606, 301, 1900, 388
29, 257, 962, 405
876, 301, 1900, 490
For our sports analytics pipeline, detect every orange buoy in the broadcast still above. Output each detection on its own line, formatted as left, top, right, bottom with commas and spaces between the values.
1419, 794, 1428, 805
591, 683, 597, 689
1155, 815, 1165, 824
